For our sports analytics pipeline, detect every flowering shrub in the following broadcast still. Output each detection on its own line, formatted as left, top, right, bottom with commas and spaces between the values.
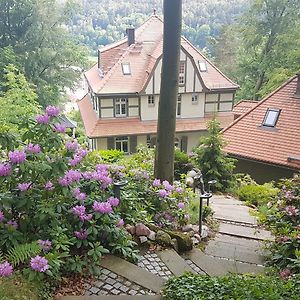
262, 174, 300, 275
0, 106, 137, 287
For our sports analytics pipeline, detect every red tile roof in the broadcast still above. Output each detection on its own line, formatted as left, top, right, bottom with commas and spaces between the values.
84, 15, 238, 94
223, 75, 300, 170
78, 94, 234, 138
233, 100, 259, 117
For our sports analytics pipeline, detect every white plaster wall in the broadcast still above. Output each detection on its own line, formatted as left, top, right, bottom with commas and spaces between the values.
101, 98, 113, 107
137, 135, 147, 146
101, 108, 114, 118
219, 102, 233, 111
128, 107, 139, 117
180, 93, 205, 118
140, 95, 159, 120
129, 97, 139, 106
186, 56, 194, 92
220, 93, 233, 101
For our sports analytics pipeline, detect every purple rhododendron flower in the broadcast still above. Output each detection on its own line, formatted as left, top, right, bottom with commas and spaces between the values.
92, 201, 112, 214
280, 268, 292, 279
44, 181, 54, 191
8, 150, 26, 164
157, 189, 168, 198
17, 182, 32, 192
152, 179, 161, 187
0, 211, 5, 222
65, 140, 79, 151
108, 197, 119, 207
30, 255, 49, 272
25, 143, 41, 154
7, 220, 18, 229
163, 181, 174, 191
82, 171, 94, 180
285, 205, 299, 216
38, 240, 52, 252
74, 229, 88, 240
0, 163, 12, 176
178, 202, 185, 209
117, 219, 124, 227
54, 123, 66, 133
35, 114, 50, 124
45, 105, 60, 117
0, 262, 13, 277
72, 205, 86, 216
76, 192, 86, 201
58, 170, 81, 186
176, 187, 183, 193
79, 213, 92, 221
76, 148, 89, 158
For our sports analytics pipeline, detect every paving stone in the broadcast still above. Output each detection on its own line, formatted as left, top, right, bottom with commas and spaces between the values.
129, 290, 138, 295
106, 277, 117, 285
102, 268, 111, 275
114, 282, 122, 289
103, 284, 114, 291
219, 222, 274, 241
109, 272, 118, 279
120, 285, 129, 293
90, 286, 100, 294
95, 281, 104, 288
111, 289, 120, 295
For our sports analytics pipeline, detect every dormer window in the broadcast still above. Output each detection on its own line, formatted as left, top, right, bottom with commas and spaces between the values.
122, 63, 131, 75
262, 108, 281, 127
198, 61, 207, 72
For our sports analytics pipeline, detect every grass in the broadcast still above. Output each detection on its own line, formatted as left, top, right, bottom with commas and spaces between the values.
0, 274, 39, 300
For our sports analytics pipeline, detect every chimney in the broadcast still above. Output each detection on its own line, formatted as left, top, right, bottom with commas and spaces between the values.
296, 72, 300, 96
126, 27, 135, 46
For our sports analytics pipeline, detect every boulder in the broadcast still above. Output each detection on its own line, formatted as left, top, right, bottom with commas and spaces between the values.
139, 236, 148, 244
171, 238, 179, 252
126, 224, 136, 235
192, 237, 200, 245
135, 223, 151, 237
166, 230, 193, 252
156, 230, 172, 246
147, 230, 156, 241
194, 233, 201, 241
201, 225, 209, 239
182, 224, 194, 232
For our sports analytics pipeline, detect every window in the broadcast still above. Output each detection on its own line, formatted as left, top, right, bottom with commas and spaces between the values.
177, 94, 182, 117
262, 108, 281, 127
115, 98, 127, 117
174, 137, 180, 148
148, 95, 155, 106
122, 63, 131, 75
179, 61, 185, 85
115, 136, 129, 153
192, 93, 198, 104
198, 61, 207, 72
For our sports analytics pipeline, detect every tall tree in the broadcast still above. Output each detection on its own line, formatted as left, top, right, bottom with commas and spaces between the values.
238, 0, 300, 100
154, 0, 182, 183
0, 0, 88, 106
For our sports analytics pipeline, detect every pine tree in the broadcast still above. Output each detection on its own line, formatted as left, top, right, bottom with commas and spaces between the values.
193, 118, 236, 191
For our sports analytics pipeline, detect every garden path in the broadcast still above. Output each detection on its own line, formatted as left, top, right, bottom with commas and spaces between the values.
60, 195, 273, 300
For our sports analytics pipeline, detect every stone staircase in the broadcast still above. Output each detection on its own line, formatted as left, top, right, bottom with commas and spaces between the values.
60, 195, 272, 300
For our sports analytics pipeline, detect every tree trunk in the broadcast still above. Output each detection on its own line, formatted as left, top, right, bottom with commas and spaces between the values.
154, 0, 182, 183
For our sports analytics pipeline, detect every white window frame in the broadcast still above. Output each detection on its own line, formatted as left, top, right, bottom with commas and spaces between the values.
148, 95, 155, 106
122, 63, 131, 75
179, 61, 185, 85
192, 93, 198, 104
115, 136, 129, 153
262, 108, 281, 127
115, 98, 127, 117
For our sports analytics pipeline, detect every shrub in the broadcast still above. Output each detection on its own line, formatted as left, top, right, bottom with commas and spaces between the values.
163, 273, 300, 300
87, 149, 125, 164
174, 149, 194, 180
261, 174, 300, 275
237, 183, 279, 206
193, 118, 236, 191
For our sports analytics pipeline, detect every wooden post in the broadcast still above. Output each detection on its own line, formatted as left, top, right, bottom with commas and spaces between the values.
154, 0, 182, 183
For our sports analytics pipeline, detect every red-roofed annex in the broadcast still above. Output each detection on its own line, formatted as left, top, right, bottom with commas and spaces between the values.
223, 74, 300, 183
78, 14, 239, 153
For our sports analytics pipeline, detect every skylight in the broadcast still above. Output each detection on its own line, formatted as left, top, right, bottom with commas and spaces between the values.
122, 63, 131, 75
262, 108, 281, 127
198, 61, 207, 72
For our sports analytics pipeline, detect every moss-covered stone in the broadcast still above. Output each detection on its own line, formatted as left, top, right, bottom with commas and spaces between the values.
156, 230, 172, 246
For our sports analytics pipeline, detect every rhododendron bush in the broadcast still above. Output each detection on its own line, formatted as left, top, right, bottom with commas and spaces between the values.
0, 107, 137, 282
0, 107, 192, 288
263, 174, 300, 276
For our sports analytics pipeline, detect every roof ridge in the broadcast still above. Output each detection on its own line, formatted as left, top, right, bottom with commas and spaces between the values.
181, 36, 239, 89
222, 75, 298, 133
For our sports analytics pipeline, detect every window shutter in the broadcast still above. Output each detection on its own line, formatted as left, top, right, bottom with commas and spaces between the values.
181, 136, 188, 153
107, 137, 114, 150
130, 135, 137, 153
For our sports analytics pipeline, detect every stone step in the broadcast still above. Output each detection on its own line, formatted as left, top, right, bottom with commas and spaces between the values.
219, 223, 273, 241
186, 249, 265, 276
61, 295, 162, 300
156, 249, 195, 276
100, 256, 165, 293
205, 237, 265, 265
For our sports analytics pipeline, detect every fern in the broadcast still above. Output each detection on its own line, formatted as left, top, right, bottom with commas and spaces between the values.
0, 250, 4, 263
7, 242, 42, 266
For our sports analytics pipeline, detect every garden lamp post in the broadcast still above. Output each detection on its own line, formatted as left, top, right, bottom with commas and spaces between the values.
113, 180, 128, 200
